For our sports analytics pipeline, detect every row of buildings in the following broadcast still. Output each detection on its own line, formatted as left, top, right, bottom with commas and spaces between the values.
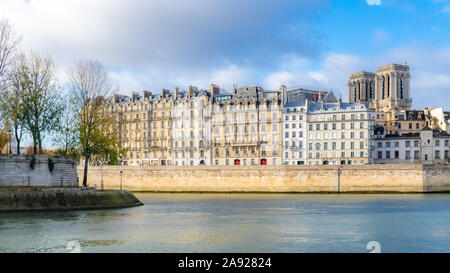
109, 63, 450, 166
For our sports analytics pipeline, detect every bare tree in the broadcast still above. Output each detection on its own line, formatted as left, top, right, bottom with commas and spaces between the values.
68, 60, 117, 187
0, 18, 21, 140
0, 18, 21, 92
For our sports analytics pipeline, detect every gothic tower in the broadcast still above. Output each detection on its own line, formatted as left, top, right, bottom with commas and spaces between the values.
348, 62, 412, 112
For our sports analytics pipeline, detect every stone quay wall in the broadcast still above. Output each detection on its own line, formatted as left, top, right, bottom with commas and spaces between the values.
77, 164, 450, 193
0, 155, 78, 187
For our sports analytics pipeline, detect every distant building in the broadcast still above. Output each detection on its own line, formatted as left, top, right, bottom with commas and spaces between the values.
348, 63, 412, 112
287, 88, 337, 104
372, 128, 450, 164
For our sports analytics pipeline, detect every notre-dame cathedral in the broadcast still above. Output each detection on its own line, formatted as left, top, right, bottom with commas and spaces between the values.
348, 62, 412, 113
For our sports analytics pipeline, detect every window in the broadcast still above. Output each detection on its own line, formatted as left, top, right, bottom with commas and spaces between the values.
386, 142, 391, 148
435, 150, 440, 159
394, 141, 399, 147
405, 151, 411, 159
341, 123, 345, 129
316, 124, 320, 130
332, 123, 336, 130
386, 151, 391, 159
435, 140, 440, 147
395, 151, 399, 159
406, 141, 411, 147
378, 151, 382, 159
414, 141, 419, 147
414, 151, 419, 159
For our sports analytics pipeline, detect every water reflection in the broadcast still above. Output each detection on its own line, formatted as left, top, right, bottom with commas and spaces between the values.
0, 193, 449, 252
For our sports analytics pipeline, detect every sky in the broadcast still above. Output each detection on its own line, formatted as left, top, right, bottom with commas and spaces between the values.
1, 0, 450, 111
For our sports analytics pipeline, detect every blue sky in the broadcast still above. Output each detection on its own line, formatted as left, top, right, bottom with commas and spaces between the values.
2, 0, 450, 111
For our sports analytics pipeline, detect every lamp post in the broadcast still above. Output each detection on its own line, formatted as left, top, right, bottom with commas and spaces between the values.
120, 160, 123, 191
100, 161, 104, 191
8, 129, 12, 155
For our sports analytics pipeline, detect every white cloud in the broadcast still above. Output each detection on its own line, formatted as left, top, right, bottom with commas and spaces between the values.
0, 0, 326, 94
367, 0, 381, 6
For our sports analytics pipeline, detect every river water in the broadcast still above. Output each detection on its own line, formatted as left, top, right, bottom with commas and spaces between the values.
0, 193, 449, 253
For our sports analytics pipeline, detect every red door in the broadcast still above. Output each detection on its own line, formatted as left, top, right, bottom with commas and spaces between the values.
234, 159, 240, 165
260, 159, 267, 165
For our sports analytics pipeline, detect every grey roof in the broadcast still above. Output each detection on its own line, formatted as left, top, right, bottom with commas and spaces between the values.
284, 101, 306, 108
308, 102, 368, 112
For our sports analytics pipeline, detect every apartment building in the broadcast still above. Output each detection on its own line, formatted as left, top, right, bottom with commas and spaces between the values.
210, 85, 284, 166
372, 128, 450, 164
282, 101, 307, 165
305, 99, 374, 165
172, 85, 214, 166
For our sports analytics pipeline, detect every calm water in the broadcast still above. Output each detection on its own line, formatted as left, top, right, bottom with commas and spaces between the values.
0, 193, 449, 253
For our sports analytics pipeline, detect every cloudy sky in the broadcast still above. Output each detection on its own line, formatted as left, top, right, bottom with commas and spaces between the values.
1, 0, 450, 109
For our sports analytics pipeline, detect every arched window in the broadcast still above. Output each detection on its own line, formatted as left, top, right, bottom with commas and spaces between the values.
382, 77, 385, 99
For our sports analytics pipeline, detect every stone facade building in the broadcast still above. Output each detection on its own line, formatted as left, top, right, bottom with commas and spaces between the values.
373, 128, 450, 164
211, 85, 284, 166
282, 101, 307, 165
305, 99, 374, 165
172, 85, 213, 166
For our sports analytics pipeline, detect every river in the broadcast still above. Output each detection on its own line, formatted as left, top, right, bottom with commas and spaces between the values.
0, 193, 449, 253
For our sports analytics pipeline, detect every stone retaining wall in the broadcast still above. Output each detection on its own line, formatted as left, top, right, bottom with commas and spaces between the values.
77, 164, 450, 193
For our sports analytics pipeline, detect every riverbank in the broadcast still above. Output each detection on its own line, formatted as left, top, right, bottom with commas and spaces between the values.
0, 187, 143, 212
78, 164, 450, 193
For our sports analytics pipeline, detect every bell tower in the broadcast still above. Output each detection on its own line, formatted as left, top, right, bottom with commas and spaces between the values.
374, 63, 411, 112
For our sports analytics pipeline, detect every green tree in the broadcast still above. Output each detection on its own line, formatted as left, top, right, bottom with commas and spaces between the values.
16, 51, 64, 154
68, 60, 120, 187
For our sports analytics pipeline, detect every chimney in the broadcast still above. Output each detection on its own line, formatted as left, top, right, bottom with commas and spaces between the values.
131, 92, 139, 102
210, 84, 220, 96
280, 84, 287, 104
188, 85, 193, 98
173, 87, 179, 99
142, 90, 152, 99
161, 88, 170, 99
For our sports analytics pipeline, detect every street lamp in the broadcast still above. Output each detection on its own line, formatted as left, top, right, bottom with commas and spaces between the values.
120, 160, 123, 191
100, 161, 104, 191
8, 129, 12, 155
